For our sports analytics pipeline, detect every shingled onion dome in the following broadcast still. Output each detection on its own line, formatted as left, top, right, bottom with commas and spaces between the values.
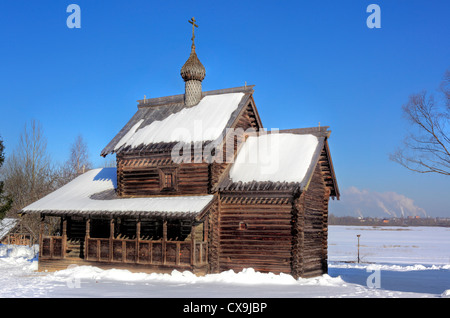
181, 46, 205, 107
181, 46, 205, 81
181, 17, 206, 107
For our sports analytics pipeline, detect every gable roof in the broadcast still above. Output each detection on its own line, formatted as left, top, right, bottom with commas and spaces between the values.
229, 133, 321, 184
217, 127, 339, 198
20, 168, 214, 219
101, 85, 258, 157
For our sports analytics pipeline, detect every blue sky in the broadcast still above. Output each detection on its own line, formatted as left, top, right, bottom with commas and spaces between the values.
0, 1, 449, 216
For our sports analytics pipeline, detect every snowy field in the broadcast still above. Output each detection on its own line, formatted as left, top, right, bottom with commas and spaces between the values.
0, 225, 449, 299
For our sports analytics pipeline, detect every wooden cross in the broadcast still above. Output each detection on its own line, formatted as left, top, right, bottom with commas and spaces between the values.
188, 17, 198, 47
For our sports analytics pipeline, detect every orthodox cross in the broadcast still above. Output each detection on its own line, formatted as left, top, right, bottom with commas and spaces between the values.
188, 17, 198, 49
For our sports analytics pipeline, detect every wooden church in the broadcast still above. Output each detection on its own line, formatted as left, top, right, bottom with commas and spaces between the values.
21, 18, 339, 278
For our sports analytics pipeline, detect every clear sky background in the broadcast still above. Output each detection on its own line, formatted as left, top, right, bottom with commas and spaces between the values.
0, 1, 449, 217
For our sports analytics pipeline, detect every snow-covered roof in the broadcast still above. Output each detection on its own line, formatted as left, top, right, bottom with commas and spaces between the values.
21, 168, 214, 218
114, 93, 244, 149
0, 218, 19, 240
230, 133, 320, 184
101, 86, 255, 156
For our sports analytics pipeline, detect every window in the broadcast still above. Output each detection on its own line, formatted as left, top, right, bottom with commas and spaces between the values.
159, 167, 178, 191
238, 221, 248, 230
164, 171, 174, 188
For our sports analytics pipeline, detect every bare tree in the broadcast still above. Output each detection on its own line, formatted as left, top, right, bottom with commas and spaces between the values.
69, 135, 92, 174
58, 135, 93, 187
390, 70, 450, 175
0, 136, 13, 219
442, 69, 450, 106
3, 120, 59, 212
101, 154, 116, 168
2, 120, 61, 234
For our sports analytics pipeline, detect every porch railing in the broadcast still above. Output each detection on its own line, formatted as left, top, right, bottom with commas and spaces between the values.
86, 238, 208, 266
40, 236, 64, 259
40, 235, 208, 267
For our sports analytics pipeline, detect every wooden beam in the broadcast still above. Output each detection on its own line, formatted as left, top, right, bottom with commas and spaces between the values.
39, 215, 45, 260
162, 220, 167, 265
191, 225, 196, 266
85, 218, 90, 261
109, 218, 115, 262
136, 219, 141, 264
62, 217, 67, 259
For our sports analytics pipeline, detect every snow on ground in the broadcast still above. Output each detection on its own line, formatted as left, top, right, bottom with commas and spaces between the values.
0, 226, 449, 298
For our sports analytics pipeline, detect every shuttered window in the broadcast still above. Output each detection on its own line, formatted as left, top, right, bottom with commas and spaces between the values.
159, 167, 178, 191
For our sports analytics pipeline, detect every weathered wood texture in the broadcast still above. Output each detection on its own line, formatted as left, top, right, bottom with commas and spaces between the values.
215, 161, 330, 278
34, 86, 336, 279
292, 162, 330, 278
319, 140, 339, 199
39, 215, 209, 274
117, 157, 210, 196
206, 198, 220, 273
0, 220, 37, 246
217, 193, 293, 274
115, 99, 261, 197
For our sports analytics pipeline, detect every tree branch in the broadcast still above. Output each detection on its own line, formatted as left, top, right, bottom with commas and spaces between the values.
391, 70, 450, 176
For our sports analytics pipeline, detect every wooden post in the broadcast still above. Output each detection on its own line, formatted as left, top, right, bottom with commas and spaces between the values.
39, 214, 45, 260
136, 219, 141, 239
176, 242, 180, 265
202, 218, 208, 265
162, 220, 167, 265
357, 234, 361, 263
136, 219, 141, 264
62, 217, 67, 259
110, 218, 115, 239
191, 225, 196, 266
110, 218, 115, 262
85, 218, 90, 260
203, 217, 208, 242
86, 218, 91, 238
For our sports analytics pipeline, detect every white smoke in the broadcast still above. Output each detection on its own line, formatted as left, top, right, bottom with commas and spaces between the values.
330, 186, 428, 218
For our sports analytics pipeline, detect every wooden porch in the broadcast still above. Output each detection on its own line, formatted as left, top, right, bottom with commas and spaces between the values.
38, 216, 208, 274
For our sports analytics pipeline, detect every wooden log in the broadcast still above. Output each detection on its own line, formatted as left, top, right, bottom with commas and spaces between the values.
85, 219, 91, 261
162, 220, 167, 265
62, 217, 67, 259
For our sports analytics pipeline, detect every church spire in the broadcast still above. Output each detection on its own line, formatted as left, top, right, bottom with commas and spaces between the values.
180, 17, 205, 107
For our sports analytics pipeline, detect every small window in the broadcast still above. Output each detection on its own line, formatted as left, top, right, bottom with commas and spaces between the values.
164, 171, 174, 188
159, 167, 177, 191
238, 222, 248, 230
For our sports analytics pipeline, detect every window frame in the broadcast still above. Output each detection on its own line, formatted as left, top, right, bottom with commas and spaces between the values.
158, 166, 178, 192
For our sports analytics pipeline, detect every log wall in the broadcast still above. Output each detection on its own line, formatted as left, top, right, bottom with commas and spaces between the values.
217, 193, 293, 274
116, 99, 261, 197
292, 162, 330, 278
213, 161, 331, 278
117, 156, 210, 196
